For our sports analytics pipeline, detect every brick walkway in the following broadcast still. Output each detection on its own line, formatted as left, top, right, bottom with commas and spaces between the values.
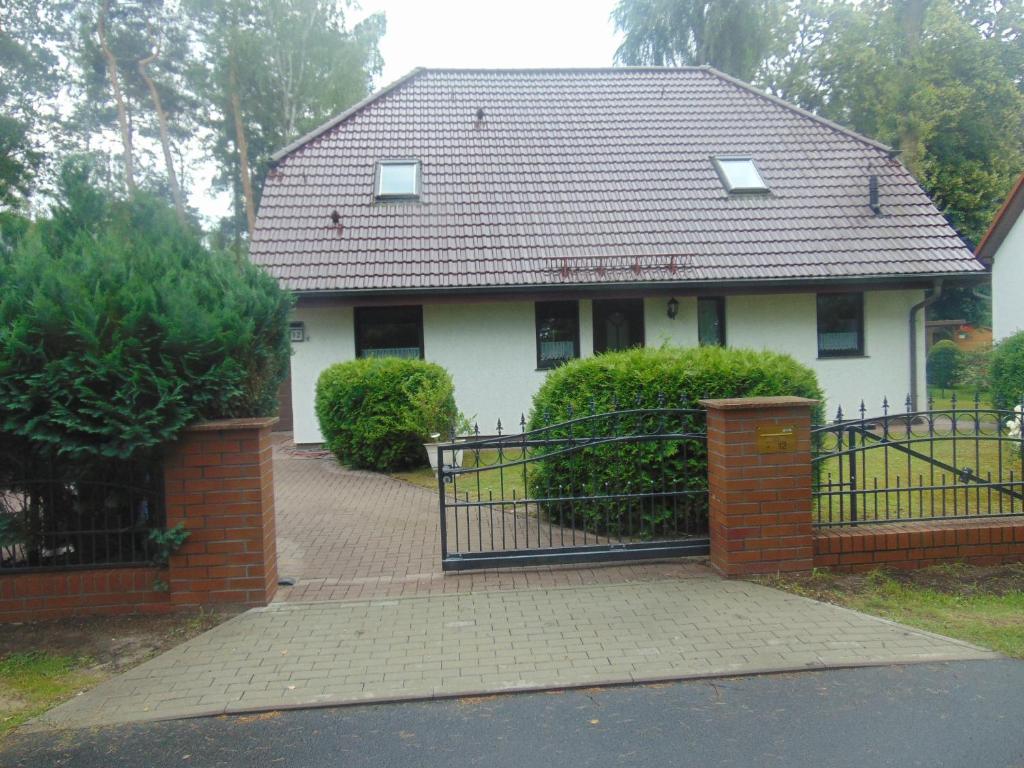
273, 439, 709, 601
33, 579, 997, 731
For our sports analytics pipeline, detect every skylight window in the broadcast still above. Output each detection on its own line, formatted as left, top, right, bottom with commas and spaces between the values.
376, 160, 420, 199
713, 157, 769, 193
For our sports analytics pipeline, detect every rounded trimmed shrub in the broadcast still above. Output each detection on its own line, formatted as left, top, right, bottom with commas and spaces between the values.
991, 331, 1024, 410
526, 346, 825, 536
927, 339, 963, 388
315, 358, 458, 471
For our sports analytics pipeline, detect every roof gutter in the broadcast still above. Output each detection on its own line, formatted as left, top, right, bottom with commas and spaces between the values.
909, 280, 943, 411
286, 271, 985, 302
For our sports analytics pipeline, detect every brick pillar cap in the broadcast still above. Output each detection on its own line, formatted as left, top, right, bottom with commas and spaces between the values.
184, 416, 279, 433
698, 396, 820, 411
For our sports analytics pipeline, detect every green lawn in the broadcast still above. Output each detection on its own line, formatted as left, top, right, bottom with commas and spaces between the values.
0, 652, 102, 738
927, 386, 993, 411
815, 427, 1023, 523
763, 564, 1024, 658
392, 448, 532, 502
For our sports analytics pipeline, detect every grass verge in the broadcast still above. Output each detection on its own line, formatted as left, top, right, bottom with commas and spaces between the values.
761, 563, 1024, 658
0, 653, 102, 738
0, 607, 238, 741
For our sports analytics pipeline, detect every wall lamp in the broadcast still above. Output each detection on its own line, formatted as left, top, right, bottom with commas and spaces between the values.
666, 297, 679, 320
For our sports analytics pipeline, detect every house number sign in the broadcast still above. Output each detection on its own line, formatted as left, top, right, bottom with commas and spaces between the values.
756, 425, 796, 453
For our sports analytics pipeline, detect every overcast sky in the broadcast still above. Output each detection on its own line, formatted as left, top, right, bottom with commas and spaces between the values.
198, 0, 623, 221
357, 0, 623, 83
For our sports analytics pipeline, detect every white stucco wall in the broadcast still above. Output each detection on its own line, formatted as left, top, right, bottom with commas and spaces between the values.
993, 214, 1024, 342
423, 301, 547, 434
289, 304, 354, 444
724, 291, 926, 420
288, 290, 925, 444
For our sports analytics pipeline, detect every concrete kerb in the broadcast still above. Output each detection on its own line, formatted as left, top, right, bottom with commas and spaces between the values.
22, 652, 1003, 734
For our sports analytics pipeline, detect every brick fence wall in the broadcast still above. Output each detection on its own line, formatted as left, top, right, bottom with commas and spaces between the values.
164, 417, 278, 607
815, 518, 1024, 571
0, 417, 277, 623
701, 397, 817, 577
700, 396, 1024, 577
0, 567, 169, 623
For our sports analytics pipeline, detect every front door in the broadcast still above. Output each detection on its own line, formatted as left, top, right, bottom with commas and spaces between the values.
593, 299, 645, 353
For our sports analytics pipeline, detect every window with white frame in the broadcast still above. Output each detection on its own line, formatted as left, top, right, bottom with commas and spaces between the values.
713, 157, 769, 193
375, 160, 420, 199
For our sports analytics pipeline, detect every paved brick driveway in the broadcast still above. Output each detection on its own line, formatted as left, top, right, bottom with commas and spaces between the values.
273, 437, 709, 601
33, 579, 997, 730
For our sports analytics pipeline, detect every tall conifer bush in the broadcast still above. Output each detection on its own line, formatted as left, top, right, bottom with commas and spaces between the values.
0, 160, 292, 461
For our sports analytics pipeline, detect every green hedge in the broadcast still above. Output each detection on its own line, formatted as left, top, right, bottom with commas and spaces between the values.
315, 358, 458, 471
526, 346, 824, 536
927, 340, 963, 388
991, 331, 1024, 410
0, 169, 291, 460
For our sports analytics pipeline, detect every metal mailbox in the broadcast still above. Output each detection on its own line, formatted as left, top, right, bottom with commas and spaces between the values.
756, 425, 796, 454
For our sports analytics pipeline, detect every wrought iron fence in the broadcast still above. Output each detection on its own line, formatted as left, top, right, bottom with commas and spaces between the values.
812, 394, 1024, 527
438, 402, 709, 570
0, 454, 165, 571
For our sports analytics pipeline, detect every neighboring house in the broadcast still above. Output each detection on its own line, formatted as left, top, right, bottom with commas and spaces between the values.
251, 67, 985, 445
977, 173, 1024, 342
925, 320, 993, 353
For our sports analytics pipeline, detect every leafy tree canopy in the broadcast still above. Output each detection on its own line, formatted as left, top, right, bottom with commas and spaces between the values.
613, 0, 784, 81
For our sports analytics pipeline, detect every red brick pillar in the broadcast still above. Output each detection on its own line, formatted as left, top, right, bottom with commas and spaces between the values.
163, 417, 278, 607
699, 397, 817, 577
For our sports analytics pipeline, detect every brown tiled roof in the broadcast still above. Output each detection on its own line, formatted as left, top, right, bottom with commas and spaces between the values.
975, 172, 1024, 265
251, 67, 984, 294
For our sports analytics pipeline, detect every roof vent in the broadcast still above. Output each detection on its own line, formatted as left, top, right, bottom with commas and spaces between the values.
869, 175, 882, 214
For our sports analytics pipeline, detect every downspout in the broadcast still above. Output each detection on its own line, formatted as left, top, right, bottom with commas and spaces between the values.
909, 280, 943, 411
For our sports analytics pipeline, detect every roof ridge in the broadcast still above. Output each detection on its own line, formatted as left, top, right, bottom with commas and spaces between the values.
267, 66, 727, 164
269, 67, 427, 164
698, 66, 895, 155
269, 65, 898, 167
414, 66, 708, 73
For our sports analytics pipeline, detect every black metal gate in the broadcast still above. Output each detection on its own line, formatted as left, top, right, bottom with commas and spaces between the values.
437, 407, 709, 571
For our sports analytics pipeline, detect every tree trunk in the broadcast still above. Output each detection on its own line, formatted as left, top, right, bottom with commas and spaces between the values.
98, 0, 136, 193
228, 47, 256, 239
138, 50, 186, 223
895, 0, 932, 177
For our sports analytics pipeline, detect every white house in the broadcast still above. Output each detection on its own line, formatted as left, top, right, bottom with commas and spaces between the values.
250, 67, 986, 445
977, 173, 1024, 342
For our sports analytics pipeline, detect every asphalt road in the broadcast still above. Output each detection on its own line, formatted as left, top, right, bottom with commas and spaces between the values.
6, 660, 1024, 768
